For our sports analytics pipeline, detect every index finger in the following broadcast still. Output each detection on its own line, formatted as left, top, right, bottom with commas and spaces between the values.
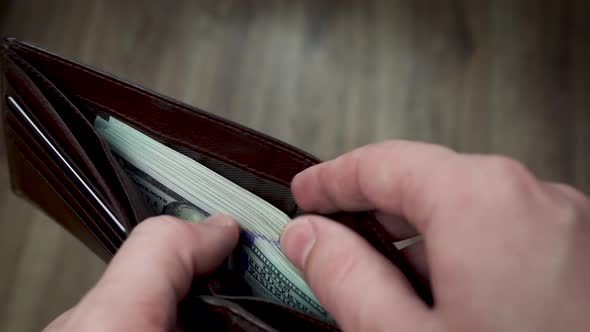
64, 215, 239, 331
291, 140, 456, 233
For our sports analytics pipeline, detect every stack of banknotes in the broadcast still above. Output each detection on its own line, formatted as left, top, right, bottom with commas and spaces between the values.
94, 117, 329, 321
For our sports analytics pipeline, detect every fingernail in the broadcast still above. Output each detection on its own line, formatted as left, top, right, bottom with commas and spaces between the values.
281, 218, 316, 270
203, 214, 235, 228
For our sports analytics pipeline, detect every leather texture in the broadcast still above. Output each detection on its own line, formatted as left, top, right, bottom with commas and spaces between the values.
1, 38, 431, 331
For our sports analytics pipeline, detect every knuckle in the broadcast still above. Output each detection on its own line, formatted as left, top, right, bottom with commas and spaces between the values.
428, 156, 542, 223
555, 200, 581, 229
482, 156, 533, 182
477, 155, 541, 196
552, 183, 590, 205
545, 184, 585, 229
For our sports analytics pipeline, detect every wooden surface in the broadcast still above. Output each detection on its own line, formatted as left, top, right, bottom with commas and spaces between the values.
0, 0, 588, 330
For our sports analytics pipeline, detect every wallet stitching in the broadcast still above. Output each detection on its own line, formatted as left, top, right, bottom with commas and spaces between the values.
12, 45, 320, 168
74, 94, 299, 187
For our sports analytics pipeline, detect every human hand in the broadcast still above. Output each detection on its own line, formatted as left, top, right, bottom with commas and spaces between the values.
281, 141, 590, 332
44, 214, 239, 332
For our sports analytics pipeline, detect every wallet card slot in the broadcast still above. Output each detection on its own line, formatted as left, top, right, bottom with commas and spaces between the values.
4, 112, 120, 256
3, 52, 153, 227
7, 96, 125, 233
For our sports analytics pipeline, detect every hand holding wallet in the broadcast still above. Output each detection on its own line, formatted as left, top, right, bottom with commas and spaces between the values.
1, 38, 430, 331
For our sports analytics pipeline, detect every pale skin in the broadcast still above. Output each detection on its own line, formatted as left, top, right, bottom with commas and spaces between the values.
45, 141, 590, 331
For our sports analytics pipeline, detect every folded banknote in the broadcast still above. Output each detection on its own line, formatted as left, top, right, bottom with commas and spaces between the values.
94, 116, 330, 321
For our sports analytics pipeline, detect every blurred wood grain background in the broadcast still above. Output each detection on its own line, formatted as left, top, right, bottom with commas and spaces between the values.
0, 0, 588, 330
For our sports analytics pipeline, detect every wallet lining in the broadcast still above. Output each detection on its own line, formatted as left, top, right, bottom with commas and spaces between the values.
72, 95, 299, 217
4, 117, 120, 255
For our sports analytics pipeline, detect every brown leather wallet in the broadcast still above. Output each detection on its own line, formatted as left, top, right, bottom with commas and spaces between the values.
1, 38, 431, 331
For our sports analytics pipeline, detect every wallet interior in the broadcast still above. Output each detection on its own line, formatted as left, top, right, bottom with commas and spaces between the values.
1, 38, 431, 330
2, 41, 342, 330
3, 41, 317, 251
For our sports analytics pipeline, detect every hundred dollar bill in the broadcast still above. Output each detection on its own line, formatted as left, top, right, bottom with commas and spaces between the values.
114, 154, 208, 220
114, 149, 330, 321
235, 232, 329, 319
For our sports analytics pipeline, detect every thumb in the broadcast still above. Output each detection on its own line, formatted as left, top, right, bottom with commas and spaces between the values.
61, 214, 239, 331
281, 215, 431, 332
